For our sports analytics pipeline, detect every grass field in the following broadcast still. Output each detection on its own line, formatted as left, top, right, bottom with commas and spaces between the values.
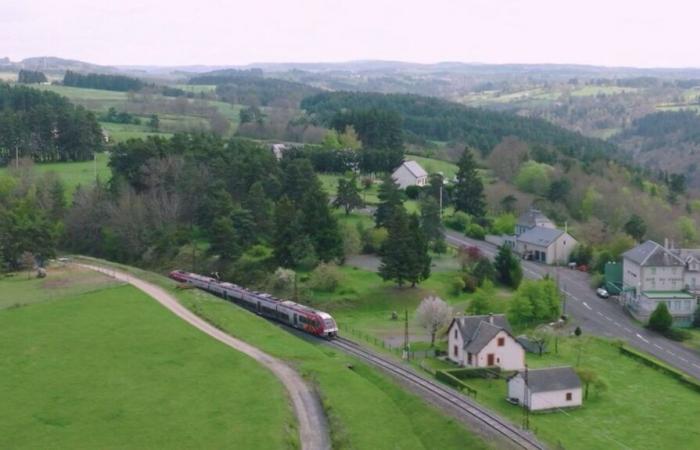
74, 256, 490, 450
0, 266, 295, 450
467, 337, 700, 450
101, 121, 172, 142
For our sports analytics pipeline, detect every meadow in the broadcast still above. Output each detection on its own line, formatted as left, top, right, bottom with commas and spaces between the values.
0, 266, 295, 450
73, 256, 490, 450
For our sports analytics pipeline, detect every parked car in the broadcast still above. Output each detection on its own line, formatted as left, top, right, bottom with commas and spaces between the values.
596, 288, 610, 299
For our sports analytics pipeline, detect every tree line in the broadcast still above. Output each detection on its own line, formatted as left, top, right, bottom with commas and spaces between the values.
63, 70, 147, 92
18, 70, 47, 84
0, 83, 103, 165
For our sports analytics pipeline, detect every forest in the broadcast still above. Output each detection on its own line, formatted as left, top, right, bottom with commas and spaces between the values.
63, 70, 147, 92
17, 69, 47, 84
0, 83, 103, 165
301, 92, 617, 160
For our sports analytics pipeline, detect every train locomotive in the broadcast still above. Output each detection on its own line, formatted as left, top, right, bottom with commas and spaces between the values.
169, 270, 338, 338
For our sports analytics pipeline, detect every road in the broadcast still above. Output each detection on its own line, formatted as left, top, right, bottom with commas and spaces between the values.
445, 230, 700, 381
79, 263, 331, 450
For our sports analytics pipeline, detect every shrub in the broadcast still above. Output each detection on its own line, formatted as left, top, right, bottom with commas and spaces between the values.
308, 263, 343, 292
465, 223, 486, 240
269, 267, 295, 293
451, 276, 466, 295
362, 227, 388, 254
404, 185, 421, 199
341, 223, 362, 256
491, 213, 516, 235
648, 302, 673, 333
663, 328, 692, 341
589, 272, 604, 289
445, 211, 471, 232
515, 161, 553, 195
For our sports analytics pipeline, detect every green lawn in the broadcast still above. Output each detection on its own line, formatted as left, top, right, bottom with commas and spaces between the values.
467, 337, 700, 450
101, 121, 172, 142
0, 153, 111, 198
0, 269, 295, 450
407, 155, 458, 179
74, 256, 489, 450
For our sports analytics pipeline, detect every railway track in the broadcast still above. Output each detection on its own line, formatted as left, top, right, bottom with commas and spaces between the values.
328, 336, 545, 450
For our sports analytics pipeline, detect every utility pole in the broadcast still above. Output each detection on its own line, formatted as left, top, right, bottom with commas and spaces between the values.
403, 309, 410, 360
15, 144, 19, 169
293, 272, 299, 301
439, 183, 443, 218
94, 152, 97, 182
522, 364, 530, 430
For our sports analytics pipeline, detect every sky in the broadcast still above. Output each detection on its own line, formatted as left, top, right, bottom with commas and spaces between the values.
2, 0, 699, 68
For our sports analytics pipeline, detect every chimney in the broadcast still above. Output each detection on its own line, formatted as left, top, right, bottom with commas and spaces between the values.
488, 313, 494, 324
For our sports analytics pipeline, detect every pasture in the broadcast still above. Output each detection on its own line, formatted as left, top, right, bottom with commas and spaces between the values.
0, 266, 295, 450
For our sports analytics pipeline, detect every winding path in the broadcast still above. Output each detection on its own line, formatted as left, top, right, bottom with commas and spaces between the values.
79, 263, 330, 450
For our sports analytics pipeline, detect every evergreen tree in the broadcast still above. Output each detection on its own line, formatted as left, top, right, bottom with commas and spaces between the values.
333, 175, 364, 215
244, 181, 273, 241
453, 148, 485, 217
420, 195, 445, 253
624, 214, 647, 241
209, 216, 240, 260
494, 244, 523, 288
406, 213, 431, 286
648, 302, 673, 332
375, 174, 403, 228
273, 196, 304, 267
301, 186, 343, 262
378, 207, 412, 286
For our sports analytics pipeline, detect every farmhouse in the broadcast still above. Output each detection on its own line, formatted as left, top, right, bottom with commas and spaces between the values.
391, 160, 428, 189
507, 366, 582, 411
622, 240, 698, 326
447, 314, 525, 371
516, 226, 577, 265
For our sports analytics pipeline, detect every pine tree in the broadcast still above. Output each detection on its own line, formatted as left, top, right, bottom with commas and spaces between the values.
648, 302, 673, 332
301, 186, 343, 262
454, 148, 485, 217
375, 174, 403, 228
209, 216, 240, 261
333, 175, 364, 215
273, 196, 304, 267
494, 244, 523, 288
244, 181, 273, 242
378, 207, 412, 286
406, 213, 431, 286
420, 195, 445, 253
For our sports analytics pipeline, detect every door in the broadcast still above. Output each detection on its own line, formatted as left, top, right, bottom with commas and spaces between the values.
293, 314, 298, 326
257, 302, 261, 314
487, 353, 495, 366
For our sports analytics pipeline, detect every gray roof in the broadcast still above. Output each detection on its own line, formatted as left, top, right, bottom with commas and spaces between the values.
512, 366, 581, 393
517, 208, 553, 228
452, 314, 513, 353
517, 226, 565, 247
622, 240, 684, 267
401, 160, 428, 178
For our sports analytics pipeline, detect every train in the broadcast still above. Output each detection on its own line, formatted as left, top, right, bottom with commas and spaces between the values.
169, 270, 338, 338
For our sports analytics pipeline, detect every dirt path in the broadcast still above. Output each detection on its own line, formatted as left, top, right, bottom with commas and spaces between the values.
79, 264, 330, 450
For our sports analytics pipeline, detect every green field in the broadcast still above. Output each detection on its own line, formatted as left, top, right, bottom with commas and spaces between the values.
101, 121, 172, 142
0, 267, 295, 450
467, 337, 700, 450
75, 257, 489, 450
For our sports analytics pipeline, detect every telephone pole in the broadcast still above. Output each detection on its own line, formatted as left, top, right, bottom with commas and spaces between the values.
403, 309, 410, 360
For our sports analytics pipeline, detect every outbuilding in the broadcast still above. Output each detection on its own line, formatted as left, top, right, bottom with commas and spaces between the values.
507, 366, 582, 411
516, 226, 577, 265
391, 160, 428, 189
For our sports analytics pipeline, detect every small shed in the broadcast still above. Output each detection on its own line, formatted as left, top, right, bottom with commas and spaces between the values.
507, 366, 582, 411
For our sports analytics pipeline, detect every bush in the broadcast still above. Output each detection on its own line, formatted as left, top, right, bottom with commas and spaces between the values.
589, 272, 604, 289
308, 263, 343, 292
404, 185, 421, 200
269, 267, 295, 293
648, 302, 673, 333
435, 370, 478, 397
362, 227, 388, 254
451, 276, 466, 295
445, 211, 471, 232
466, 223, 486, 240
341, 223, 362, 257
491, 213, 516, 235
663, 328, 692, 342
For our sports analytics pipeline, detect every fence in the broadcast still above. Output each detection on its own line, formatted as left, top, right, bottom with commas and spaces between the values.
337, 322, 436, 360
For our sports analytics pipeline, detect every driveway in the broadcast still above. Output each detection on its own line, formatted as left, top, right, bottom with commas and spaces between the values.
445, 230, 700, 381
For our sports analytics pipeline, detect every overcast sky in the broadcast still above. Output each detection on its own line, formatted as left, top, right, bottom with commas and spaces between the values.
3, 0, 698, 68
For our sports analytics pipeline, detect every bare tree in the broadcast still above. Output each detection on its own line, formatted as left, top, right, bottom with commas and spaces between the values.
415, 296, 452, 347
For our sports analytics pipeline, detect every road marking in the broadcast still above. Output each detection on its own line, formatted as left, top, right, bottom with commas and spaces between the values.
597, 311, 604, 317
613, 321, 621, 326
582, 302, 592, 310
606, 316, 613, 322
693, 364, 700, 369
654, 344, 663, 350
679, 357, 688, 363
667, 350, 676, 357
636, 333, 649, 343
623, 327, 632, 333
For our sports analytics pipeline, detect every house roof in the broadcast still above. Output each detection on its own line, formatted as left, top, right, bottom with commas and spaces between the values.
517, 226, 565, 247
511, 366, 581, 393
399, 160, 428, 179
622, 240, 684, 267
451, 314, 514, 353
517, 208, 553, 228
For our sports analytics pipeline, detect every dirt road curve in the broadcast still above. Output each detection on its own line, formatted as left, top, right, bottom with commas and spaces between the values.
79, 264, 330, 450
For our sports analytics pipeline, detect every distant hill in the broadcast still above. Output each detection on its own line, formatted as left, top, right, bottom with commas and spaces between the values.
18, 56, 117, 74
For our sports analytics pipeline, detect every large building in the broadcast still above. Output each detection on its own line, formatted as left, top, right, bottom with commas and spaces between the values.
446, 314, 525, 371
621, 240, 698, 326
391, 160, 428, 189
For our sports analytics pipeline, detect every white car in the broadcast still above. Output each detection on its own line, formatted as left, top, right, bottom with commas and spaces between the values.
596, 288, 610, 299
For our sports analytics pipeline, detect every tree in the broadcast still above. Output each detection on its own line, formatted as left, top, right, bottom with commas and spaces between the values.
375, 174, 403, 228
209, 216, 240, 261
420, 195, 445, 253
406, 213, 431, 286
530, 328, 552, 356
273, 196, 305, 267
648, 302, 672, 333
576, 368, 608, 400
623, 214, 647, 241
148, 114, 160, 131
515, 161, 553, 196
468, 280, 495, 315
507, 279, 561, 326
453, 148, 485, 217
333, 176, 364, 215
547, 178, 572, 203
20, 251, 35, 279
500, 195, 517, 214
415, 296, 452, 347
472, 258, 496, 286
379, 207, 412, 287
301, 185, 343, 262
494, 245, 522, 288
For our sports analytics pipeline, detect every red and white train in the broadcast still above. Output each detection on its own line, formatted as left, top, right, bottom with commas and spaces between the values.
169, 270, 338, 338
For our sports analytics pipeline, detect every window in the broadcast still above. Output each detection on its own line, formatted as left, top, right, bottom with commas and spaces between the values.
453, 345, 458, 357
454, 329, 458, 339
497, 337, 505, 347
566, 392, 572, 401
467, 352, 472, 365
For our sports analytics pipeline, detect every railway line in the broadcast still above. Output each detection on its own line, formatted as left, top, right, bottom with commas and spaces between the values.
327, 336, 545, 450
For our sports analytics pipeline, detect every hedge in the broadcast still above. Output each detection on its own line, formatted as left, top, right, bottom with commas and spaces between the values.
443, 367, 502, 379
619, 345, 700, 393
436, 370, 478, 397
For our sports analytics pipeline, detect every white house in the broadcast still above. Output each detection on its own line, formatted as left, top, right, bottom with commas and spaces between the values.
271, 143, 289, 160
516, 226, 577, 265
391, 160, 428, 189
447, 314, 525, 371
507, 366, 582, 411
622, 240, 698, 326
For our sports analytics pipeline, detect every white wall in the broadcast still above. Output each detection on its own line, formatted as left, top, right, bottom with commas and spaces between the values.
447, 322, 464, 365
392, 165, 417, 189
640, 266, 684, 291
507, 375, 526, 404
530, 388, 582, 411
474, 330, 525, 371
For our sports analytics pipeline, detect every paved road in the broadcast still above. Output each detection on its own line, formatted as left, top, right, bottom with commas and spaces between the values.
79, 263, 331, 450
445, 230, 700, 381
